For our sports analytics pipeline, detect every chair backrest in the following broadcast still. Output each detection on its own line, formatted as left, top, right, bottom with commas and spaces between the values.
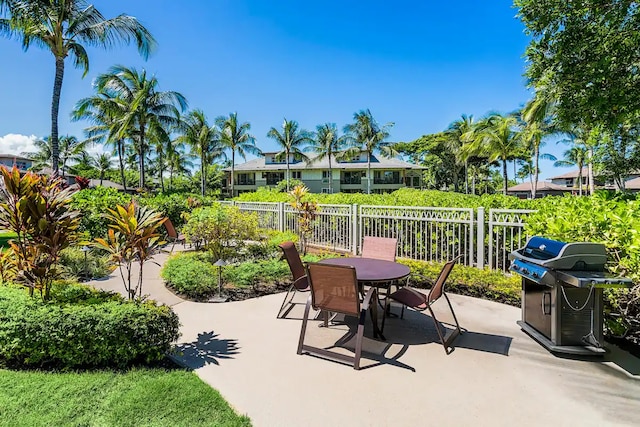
306, 263, 360, 316
361, 236, 397, 262
428, 255, 461, 303
279, 241, 307, 289
164, 218, 178, 239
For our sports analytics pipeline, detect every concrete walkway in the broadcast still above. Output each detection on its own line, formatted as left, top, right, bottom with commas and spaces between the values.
90, 251, 640, 427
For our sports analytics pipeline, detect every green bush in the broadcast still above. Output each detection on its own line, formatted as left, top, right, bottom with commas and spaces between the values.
0, 284, 180, 368
161, 253, 218, 299
71, 187, 132, 239
59, 246, 112, 280
223, 259, 291, 288
138, 193, 219, 229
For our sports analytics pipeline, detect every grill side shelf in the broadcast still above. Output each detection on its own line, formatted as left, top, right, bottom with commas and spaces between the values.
555, 271, 634, 288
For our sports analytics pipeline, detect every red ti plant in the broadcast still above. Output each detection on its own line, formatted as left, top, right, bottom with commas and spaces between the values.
0, 166, 80, 299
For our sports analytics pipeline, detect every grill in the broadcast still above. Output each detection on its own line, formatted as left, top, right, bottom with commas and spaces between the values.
509, 237, 632, 355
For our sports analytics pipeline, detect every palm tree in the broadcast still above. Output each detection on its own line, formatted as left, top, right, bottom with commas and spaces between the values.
0, 0, 156, 174
92, 153, 112, 186
216, 112, 260, 197
178, 110, 224, 196
22, 136, 53, 171
444, 114, 475, 193
73, 89, 130, 190
343, 109, 396, 194
266, 119, 312, 191
59, 135, 88, 176
554, 146, 588, 196
166, 142, 192, 190
467, 114, 523, 195
94, 65, 187, 188
306, 123, 347, 194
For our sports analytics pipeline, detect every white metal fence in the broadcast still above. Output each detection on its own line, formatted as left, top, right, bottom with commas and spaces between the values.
224, 200, 534, 271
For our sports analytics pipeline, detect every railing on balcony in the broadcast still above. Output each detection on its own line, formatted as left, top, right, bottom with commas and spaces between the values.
340, 176, 362, 185
373, 177, 403, 184
235, 179, 255, 186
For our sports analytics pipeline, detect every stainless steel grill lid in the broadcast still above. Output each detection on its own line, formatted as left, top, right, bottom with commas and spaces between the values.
509, 237, 607, 271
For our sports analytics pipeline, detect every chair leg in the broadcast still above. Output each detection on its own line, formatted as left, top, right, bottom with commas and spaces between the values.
428, 305, 450, 354
276, 285, 294, 318
297, 294, 313, 355
354, 309, 367, 370
444, 293, 462, 335
428, 294, 462, 355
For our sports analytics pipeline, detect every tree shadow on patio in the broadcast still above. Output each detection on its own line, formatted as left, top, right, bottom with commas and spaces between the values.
171, 331, 240, 369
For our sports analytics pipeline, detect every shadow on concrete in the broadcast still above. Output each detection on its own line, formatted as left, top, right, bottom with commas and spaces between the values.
171, 331, 240, 369
452, 331, 513, 356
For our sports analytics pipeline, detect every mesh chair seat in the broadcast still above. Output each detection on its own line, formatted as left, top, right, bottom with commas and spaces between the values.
277, 242, 310, 318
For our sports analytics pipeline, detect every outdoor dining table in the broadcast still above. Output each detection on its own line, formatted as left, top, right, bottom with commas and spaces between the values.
319, 257, 411, 340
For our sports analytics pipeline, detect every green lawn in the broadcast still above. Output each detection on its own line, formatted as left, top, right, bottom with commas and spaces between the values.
0, 367, 251, 427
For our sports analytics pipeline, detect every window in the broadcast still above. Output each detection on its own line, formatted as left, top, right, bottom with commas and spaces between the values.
341, 171, 362, 184
322, 170, 330, 178
565, 178, 573, 187
374, 171, 401, 184
266, 172, 285, 185
236, 173, 255, 185
291, 171, 301, 179
321, 188, 333, 194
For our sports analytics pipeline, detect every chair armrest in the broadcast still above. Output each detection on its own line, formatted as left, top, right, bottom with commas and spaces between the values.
292, 275, 309, 291
361, 287, 376, 311
408, 273, 435, 289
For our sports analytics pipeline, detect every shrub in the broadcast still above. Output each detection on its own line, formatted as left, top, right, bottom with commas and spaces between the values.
58, 247, 112, 280
137, 193, 219, 229
182, 204, 260, 260
71, 187, 132, 239
161, 253, 218, 299
222, 259, 291, 288
0, 284, 180, 368
242, 230, 299, 261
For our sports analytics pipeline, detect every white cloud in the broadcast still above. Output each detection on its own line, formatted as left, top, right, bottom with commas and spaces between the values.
0, 133, 39, 155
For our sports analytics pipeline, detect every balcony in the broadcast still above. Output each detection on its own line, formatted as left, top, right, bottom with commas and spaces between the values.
235, 179, 255, 186
374, 177, 403, 185
340, 176, 362, 185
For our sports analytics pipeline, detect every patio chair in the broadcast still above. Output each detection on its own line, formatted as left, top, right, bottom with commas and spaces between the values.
297, 262, 378, 370
277, 241, 311, 318
164, 218, 185, 252
360, 236, 397, 262
382, 255, 463, 354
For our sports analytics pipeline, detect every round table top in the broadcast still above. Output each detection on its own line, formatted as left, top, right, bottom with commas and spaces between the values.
319, 257, 410, 283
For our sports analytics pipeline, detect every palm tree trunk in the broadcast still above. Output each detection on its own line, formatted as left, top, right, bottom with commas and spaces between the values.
532, 145, 540, 199
464, 161, 468, 194
328, 156, 333, 194
138, 124, 146, 189
502, 159, 508, 195
472, 172, 476, 195
159, 161, 165, 193
50, 57, 65, 175
100, 173, 104, 186
230, 150, 235, 197
201, 153, 206, 196
286, 150, 291, 191
367, 155, 372, 194
117, 141, 127, 191
578, 165, 583, 196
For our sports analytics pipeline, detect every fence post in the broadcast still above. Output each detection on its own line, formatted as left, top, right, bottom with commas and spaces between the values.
351, 204, 358, 255
278, 202, 284, 232
476, 207, 485, 270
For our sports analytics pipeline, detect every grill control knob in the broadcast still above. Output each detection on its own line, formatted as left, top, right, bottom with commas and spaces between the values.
532, 272, 539, 278
522, 269, 529, 275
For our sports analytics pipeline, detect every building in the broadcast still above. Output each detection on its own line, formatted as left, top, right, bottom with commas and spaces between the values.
223, 151, 424, 196
0, 154, 33, 172
507, 181, 572, 198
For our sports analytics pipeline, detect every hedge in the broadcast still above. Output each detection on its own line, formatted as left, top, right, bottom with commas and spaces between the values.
0, 284, 180, 368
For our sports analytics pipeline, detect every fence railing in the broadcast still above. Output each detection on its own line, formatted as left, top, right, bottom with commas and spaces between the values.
224, 200, 534, 271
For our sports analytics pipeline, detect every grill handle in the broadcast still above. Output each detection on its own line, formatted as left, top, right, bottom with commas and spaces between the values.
542, 292, 552, 315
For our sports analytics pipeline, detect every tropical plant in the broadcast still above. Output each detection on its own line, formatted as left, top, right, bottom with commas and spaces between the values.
92, 153, 113, 186
267, 119, 312, 192
22, 136, 53, 171
288, 185, 318, 255
307, 123, 347, 194
216, 112, 260, 197
0, 166, 80, 300
178, 110, 223, 196
0, 0, 156, 173
554, 146, 588, 196
59, 135, 88, 176
344, 109, 396, 194
94, 65, 187, 188
444, 114, 475, 193
93, 202, 166, 300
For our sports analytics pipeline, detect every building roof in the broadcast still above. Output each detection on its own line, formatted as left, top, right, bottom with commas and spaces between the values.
549, 167, 590, 180
227, 153, 424, 172
507, 181, 570, 192
0, 154, 33, 161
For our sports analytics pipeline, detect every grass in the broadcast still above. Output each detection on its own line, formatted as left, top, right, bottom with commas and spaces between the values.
0, 366, 251, 427
0, 232, 17, 251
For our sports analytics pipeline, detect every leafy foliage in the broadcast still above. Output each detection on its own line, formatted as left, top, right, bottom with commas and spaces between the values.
161, 252, 217, 300
0, 284, 180, 368
71, 187, 132, 238
58, 247, 112, 281
182, 204, 260, 261
222, 259, 291, 289
288, 185, 318, 255
138, 193, 218, 229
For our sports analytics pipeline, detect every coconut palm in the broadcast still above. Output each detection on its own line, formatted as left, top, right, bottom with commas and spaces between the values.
216, 112, 260, 197
178, 110, 225, 196
0, 0, 156, 174
73, 89, 130, 190
166, 142, 192, 190
554, 145, 588, 196
92, 153, 112, 186
266, 119, 312, 191
444, 114, 475, 193
22, 136, 54, 171
343, 109, 396, 194
94, 65, 187, 188
306, 123, 347, 194
59, 135, 88, 176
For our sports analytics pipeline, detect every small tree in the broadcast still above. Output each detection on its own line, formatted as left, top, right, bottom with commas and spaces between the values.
0, 167, 80, 299
289, 185, 318, 255
94, 202, 166, 300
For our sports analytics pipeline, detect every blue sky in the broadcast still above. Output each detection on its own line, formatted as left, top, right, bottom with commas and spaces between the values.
0, 0, 572, 180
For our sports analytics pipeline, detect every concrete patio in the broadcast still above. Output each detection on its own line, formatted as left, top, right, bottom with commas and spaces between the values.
90, 252, 640, 427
